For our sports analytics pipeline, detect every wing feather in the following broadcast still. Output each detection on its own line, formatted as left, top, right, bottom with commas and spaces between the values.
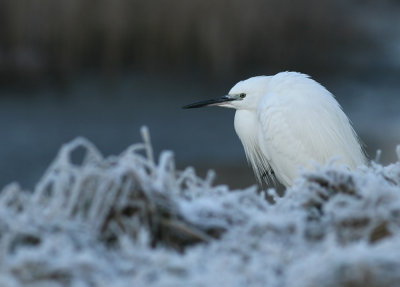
256, 75, 365, 187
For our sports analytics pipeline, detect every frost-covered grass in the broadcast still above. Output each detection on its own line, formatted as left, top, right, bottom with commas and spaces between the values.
1, 127, 400, 287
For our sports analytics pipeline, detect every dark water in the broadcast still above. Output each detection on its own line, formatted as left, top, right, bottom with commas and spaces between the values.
0, 72, 399, 190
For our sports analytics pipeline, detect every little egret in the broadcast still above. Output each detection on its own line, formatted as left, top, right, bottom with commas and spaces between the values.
183, 72, 366, 187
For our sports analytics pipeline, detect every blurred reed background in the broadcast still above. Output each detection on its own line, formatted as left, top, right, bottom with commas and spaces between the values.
0, 0, 399, 189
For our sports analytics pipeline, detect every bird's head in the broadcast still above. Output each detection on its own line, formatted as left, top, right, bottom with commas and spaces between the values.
183, 76, 270, 110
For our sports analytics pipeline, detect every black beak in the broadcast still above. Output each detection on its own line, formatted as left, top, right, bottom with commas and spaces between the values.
182, 95, 233, 109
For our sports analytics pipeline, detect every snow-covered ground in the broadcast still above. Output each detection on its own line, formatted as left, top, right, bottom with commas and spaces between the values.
1, 128, 400, 287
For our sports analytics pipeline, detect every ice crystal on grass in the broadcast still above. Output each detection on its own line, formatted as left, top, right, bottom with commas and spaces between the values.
1, 128, 400, 287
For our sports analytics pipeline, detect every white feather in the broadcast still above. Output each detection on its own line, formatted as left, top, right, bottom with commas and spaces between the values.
232, 72, 366, 187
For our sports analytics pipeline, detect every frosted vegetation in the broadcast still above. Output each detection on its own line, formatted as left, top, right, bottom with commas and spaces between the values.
1, 127, 400, 287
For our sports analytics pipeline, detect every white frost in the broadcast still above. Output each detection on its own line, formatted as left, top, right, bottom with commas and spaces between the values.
1, 129, 400, 287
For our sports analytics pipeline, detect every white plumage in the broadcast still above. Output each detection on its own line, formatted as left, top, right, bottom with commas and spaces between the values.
184, 72, 367, 187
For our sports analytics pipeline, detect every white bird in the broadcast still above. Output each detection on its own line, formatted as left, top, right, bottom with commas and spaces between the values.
183, 72, 367, 187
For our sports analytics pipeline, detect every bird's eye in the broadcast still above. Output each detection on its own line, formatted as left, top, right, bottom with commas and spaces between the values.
239, 93, 246, 99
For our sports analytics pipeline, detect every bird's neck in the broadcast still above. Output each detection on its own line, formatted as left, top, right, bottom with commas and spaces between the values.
234, 110, 266, 182
234, 110, 258, 146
